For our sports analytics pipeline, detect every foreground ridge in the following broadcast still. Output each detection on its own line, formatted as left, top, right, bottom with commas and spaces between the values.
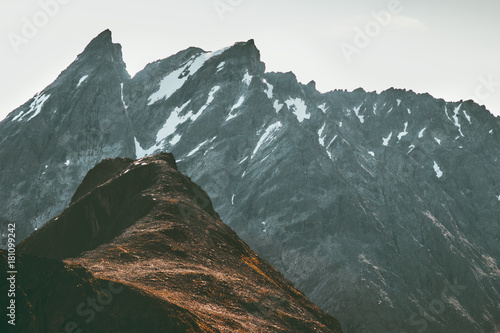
4, 153, 342, 333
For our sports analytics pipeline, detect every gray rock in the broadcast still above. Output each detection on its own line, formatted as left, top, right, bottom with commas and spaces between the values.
1, 30, 499, 332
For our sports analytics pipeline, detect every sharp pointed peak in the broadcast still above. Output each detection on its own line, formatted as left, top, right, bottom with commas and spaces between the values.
82, 29, 115, 53
230, 38, 258, 50
72, 29, 127, 74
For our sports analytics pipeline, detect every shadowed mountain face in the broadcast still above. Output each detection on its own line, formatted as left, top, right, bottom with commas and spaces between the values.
7, 153, 342, 333
0, 30, 135, 241
1, 30, 500, 331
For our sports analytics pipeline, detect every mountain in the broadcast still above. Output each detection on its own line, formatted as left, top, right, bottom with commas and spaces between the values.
1, 30, 500, 332
2, 153, 342, 332
0, 30, 135, 240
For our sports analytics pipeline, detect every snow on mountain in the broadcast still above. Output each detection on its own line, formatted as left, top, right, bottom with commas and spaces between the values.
1, 30, 500, 333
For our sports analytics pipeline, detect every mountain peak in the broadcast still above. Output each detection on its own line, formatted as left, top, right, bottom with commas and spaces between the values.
222, 38, 264, 74
82, 29, 113, 51
75, 29, 126, 67
15, 153, 342, 332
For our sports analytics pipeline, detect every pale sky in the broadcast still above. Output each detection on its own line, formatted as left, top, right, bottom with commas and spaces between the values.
1, 0, 499, 121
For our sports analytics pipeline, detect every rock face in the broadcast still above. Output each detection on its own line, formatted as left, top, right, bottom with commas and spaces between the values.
0, 30, 135, 241
2, 30, 500, 332
5, 153, 342, 333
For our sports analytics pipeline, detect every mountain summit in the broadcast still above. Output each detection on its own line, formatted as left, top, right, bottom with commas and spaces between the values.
3, 153, 342, 332
1, 30, 500, 331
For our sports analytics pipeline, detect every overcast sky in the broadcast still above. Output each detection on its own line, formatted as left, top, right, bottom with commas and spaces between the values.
1, 0, 499, 121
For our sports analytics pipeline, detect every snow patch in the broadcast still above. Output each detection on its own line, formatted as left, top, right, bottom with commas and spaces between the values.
187, 139, 210, 157
407, 145, 415, 154
251, 121, 282, 159
318, 123, 326, 137
64, 160, 70, 166
327, 135, 338, 148
231, 194, 235, 205
273, 100, 283, 113
134, 100, 192, 158
230, 96, 245, 112
433, 161, 443, 178
452, 104, 465, 137
407, 108, 411, 114
226, 114, 238, 122
324, 136, 337, 159
242, 70, 252, 85
226, 96, 245, 121
120, 83, 128, 110
353, 105, 364, 123
77, 75, 89, 88
318, 123, 326, 146
135, 137, 159, 158
496, 195, 500, 201
339, 121, 343, 127
318, 103, 329, 113
203, 146, 215, 156
489, 129, 493, 134
216, 61, 225, 73
396, 99, 401, 106
285, 98, 309, 122
155, 100, 191, 144
198, 86, 220, 116
397, 122, 409, 141
463, 110, 471, 123
382, 132, 393, 146
147, 49, 226, 105
170, 134, 182, 146
418, 127, 427, 138
25, 94, 51, 121
148, 55, 204, 105
368, 151, 375, 157
14, 93, 51, 122
263, 80, 273, 99
434, 137, 442, 145
239, 156, 248, 165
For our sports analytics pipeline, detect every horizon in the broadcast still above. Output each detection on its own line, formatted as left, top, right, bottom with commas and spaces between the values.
1, 0, 499, 120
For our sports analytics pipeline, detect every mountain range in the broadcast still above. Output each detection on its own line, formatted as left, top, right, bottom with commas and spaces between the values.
1, 30, 499, 332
